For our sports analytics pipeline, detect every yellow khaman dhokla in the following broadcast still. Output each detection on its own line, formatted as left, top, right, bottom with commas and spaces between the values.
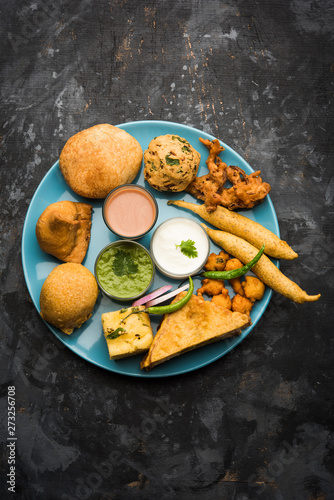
101, 307, 153, 360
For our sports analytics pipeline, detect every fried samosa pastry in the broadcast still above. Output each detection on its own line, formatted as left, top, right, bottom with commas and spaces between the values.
36, 200, 92, 263
201, 224, 321, 304
168, 199, 298, 260
141, 293, 251, 371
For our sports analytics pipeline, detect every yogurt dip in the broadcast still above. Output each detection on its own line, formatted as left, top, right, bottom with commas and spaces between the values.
150, 217, 210, 279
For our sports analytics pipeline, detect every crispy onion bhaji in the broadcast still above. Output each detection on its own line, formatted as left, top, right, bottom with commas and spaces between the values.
186, 137, 271, 212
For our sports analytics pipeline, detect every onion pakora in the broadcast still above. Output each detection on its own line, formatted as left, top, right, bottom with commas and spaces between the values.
186, 138, 271, 212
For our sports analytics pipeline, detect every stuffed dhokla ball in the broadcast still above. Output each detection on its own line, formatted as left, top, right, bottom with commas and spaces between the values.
59, 124, 143, 199
144, 134, 200, 192
40, 263, 99, 335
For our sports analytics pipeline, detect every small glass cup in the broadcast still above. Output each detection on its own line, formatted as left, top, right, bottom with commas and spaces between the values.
102, 184, 158, 240
94, 240, 155, 302
150, 217, 210, 279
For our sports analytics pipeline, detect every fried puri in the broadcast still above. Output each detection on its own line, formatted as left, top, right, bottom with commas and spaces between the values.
36, 201, 92, 263
40, 263, 99, 335
144, 134, 200, 192
59, 124, 143, 198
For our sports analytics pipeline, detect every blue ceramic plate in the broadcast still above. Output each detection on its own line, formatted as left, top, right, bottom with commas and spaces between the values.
22, 120, 279, 378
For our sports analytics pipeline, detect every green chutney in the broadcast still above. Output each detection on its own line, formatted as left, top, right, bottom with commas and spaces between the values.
96, 243, 154, 299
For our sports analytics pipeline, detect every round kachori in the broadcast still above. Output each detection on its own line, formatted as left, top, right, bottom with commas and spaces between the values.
59, 124, 143, 199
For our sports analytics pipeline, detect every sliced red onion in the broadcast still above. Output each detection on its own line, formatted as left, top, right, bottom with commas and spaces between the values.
132, 285, 173, 307
145, 284, 190, 307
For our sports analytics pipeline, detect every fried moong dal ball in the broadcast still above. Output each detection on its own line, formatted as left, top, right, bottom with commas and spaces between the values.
144, 134, 200, 192
40, 263, 99, 335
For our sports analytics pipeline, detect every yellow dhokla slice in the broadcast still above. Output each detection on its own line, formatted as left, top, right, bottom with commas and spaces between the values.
141, 293, 251, 370
101, 307, 153, 360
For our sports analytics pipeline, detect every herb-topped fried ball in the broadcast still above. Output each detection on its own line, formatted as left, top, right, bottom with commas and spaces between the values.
144, 134, 200, 192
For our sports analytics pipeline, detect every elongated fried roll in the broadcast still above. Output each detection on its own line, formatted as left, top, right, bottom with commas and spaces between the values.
168, 199, 298, 260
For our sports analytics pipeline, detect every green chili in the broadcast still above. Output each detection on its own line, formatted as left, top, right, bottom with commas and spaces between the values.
146, 276, 194, 315
121, 277, 194, 321
201, 244, 265, 280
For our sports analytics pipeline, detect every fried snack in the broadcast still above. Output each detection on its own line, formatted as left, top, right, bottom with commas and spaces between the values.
231, 294, 253, 317
40, 263, 99, 334
211, 289, 232, 310
143, 134, 200, 192
186, 138, 271, 211
168, 200, 298, 260
141, 293, 251, 370
204, 250, 229, 271
201, 224, 321, 304
59, 124, 143, 198
36, 201, 92, 263
101, 308, 153, 360
186, 139, 227, 211
225, 258, 245, 296
242, 276, 266, 302
197, 278, 226, 296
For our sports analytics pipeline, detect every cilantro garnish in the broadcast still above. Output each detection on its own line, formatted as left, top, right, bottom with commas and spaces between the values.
172, 136, 188, 144
175, 239, 198, 259
165, 155, 180, 166
112, 249, 138, 276
106, 327, 126, 339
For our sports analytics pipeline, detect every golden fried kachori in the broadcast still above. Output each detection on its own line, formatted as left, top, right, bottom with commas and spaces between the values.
59, 124, 143, 198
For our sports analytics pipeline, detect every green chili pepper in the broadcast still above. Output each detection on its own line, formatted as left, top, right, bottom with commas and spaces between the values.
201, 244, 265, 280
146, 276, 194, 315
121, 277, 194, 321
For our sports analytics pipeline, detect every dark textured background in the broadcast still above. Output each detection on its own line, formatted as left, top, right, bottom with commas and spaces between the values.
1, 1, 333, 499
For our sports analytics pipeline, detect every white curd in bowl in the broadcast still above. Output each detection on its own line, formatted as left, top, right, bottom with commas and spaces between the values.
150, 217, 210, 279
